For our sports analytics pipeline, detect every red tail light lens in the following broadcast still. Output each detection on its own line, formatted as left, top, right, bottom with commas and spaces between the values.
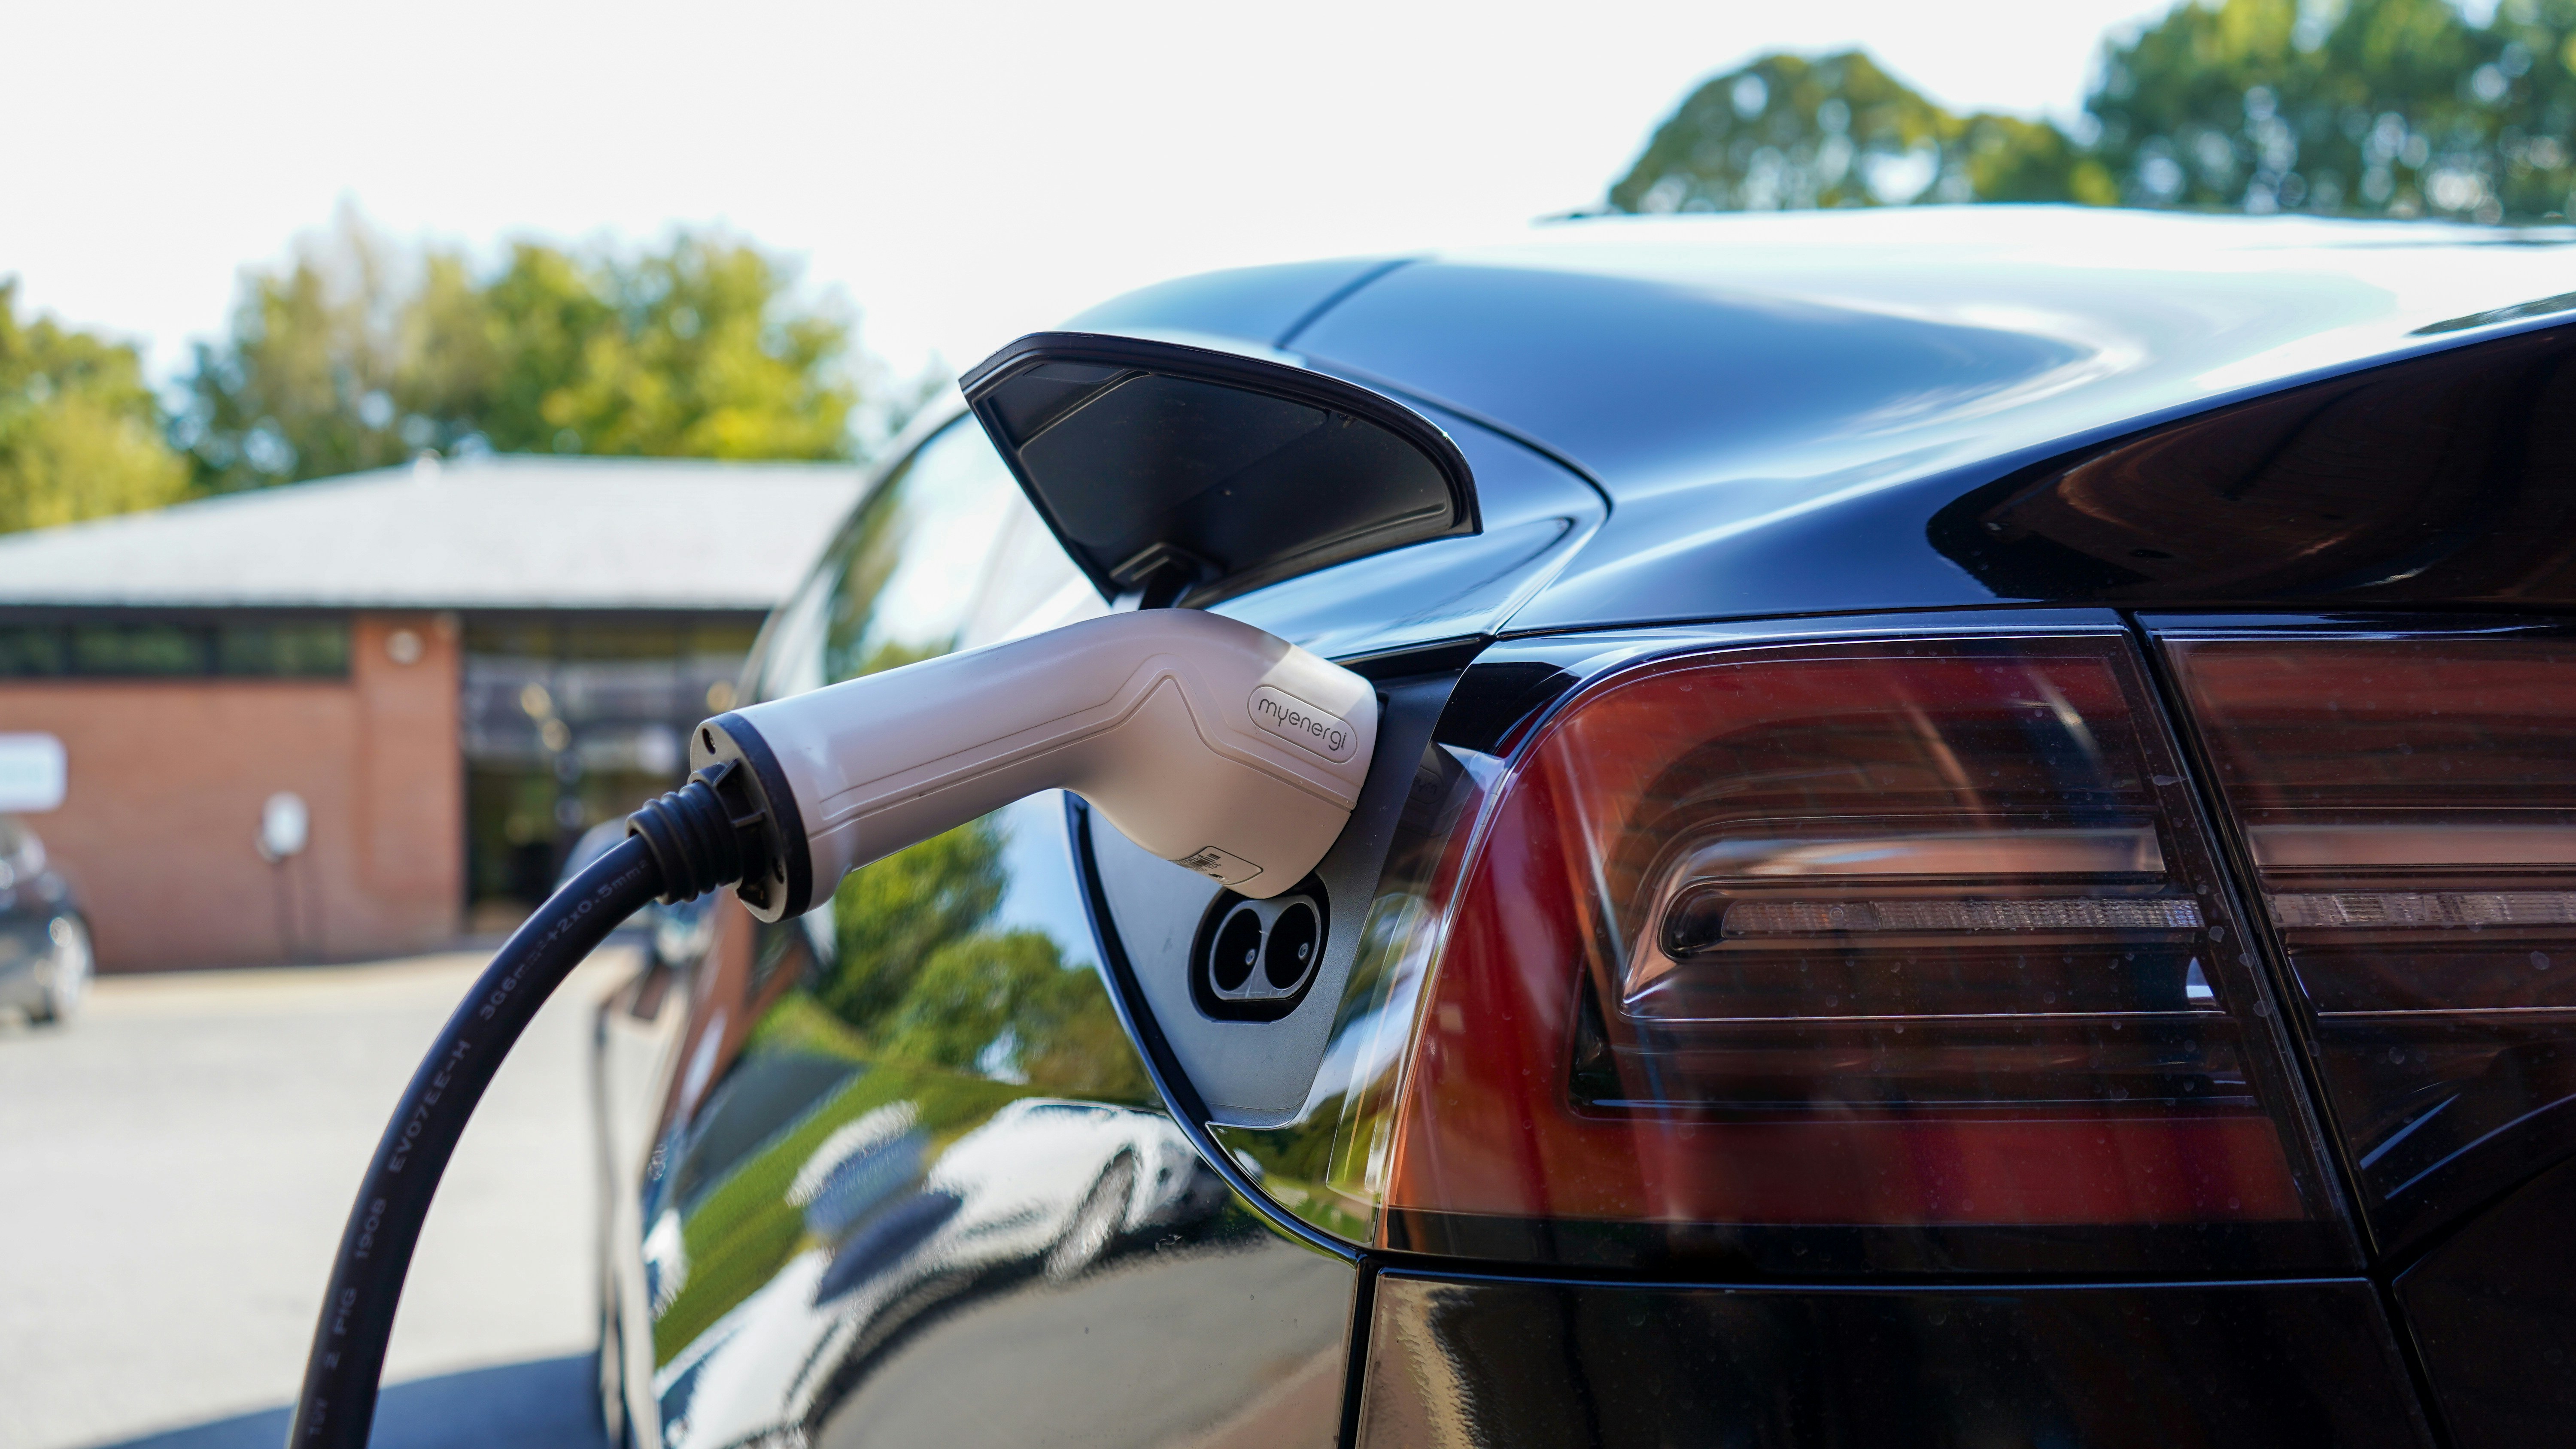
2162, 630, 2576, 1251
1379, 633, 2347, 1273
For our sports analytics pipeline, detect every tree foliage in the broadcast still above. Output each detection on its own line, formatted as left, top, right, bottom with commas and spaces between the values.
179, 209, 882, 493
823, 819, 1152, 1102
1610, 52, 2117, 213
2093, 0, 2576, 218
0, 280, 189, 534
1611, 0, 2576, 222
824, 822, 1009, 1033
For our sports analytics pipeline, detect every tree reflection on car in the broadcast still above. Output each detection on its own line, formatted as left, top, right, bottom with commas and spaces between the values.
637, 815, 1231, 1449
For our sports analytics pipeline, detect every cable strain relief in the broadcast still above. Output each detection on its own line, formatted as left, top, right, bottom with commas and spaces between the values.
626, 761, 759, 903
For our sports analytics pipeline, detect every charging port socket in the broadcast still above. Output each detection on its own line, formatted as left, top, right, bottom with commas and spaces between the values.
1192, 882, 1328, 1021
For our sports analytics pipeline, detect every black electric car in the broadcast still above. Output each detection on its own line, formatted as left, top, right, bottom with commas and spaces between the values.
594, 208, 2576, 1449
0, 813, 90, 1025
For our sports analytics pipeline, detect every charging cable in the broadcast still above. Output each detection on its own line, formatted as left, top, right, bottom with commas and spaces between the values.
287, 608, 1378, 1447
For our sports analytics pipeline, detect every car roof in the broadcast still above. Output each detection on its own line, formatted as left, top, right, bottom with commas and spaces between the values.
1071, 209, 2576, 630
1081, 207, 2576, 501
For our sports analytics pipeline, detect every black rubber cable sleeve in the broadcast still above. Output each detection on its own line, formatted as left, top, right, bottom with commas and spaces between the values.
285, 837, 662, 1448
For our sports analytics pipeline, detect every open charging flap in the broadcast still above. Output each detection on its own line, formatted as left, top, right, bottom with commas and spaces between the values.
960, 331, 1480, 608
962, 331, 1489, 1128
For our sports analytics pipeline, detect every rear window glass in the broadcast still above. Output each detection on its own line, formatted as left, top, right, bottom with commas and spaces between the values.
753, 418, 1093, 703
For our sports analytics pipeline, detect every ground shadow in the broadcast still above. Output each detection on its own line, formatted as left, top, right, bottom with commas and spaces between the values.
86, 1354, 607, 1449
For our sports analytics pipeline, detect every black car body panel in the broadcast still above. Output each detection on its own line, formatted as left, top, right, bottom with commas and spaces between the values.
0, 900, 62, 1015
2396, 1154, 2576, 1448
611, 210, 2576, 1448
1358, 1273, 2432, 1449
1063, 255, 1411, 352
0, 815, 83, 1023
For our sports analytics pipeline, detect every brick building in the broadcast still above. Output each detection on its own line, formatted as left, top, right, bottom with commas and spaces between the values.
0, 455, 861, 970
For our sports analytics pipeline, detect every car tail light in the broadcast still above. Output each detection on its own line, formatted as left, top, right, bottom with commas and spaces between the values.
2161, 630, 2576, 1251
1335, 631, 2350, 1274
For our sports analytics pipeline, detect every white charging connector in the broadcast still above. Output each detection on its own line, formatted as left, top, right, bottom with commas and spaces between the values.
690, 609, 1380, 920
292, 609, 1378, 1449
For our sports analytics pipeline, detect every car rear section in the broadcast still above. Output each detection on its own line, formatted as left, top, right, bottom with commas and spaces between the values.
613, 212, 2576, 1448
1146, 601, 2576, 1449
1083, 218, 2576, 1448
1127, 613, 2472, 1447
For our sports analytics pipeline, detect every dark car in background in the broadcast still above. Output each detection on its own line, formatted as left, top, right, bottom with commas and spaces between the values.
594, 208, 2576, 1449
0, 814, 90, 1026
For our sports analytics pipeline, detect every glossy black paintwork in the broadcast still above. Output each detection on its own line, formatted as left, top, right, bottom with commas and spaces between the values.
1407, 313, 2576, 629
0, 816, 83, 1023
1358, 1273, 2433, 1449
1301, 255, 2095, 490
2397, 1155, 2576, 1449
1096, 212, 2576, 634
1063, 255, 1409, 350
619, 216, 2576, 1449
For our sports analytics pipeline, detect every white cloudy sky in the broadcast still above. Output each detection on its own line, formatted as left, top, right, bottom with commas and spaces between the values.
6, 0, 2180, 386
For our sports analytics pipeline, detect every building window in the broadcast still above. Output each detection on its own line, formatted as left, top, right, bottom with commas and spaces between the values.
460, 615, 762, 906
0, 619, 352, 678
218, 623, 353, 676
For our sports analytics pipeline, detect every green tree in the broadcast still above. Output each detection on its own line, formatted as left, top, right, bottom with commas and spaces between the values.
876, 928, 1067, 1070
180, 208, 882, 491
1610, 52, 2116, 214
874, 925, 1150, 1099
2487, 0, 2576, 216
485, 236, 857, 458
0, 280, 189, 534
873, 927, 1151, 1099
819, 818, 1152, 1102
1610, 0, 2576, 222
823, 822, 1009, 1034
2091, 0, 2576, 219
415, 234, 866, 461
177, 211, 416, 491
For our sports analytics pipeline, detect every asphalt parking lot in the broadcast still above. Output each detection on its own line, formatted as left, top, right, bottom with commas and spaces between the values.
0, 949, 644, 1449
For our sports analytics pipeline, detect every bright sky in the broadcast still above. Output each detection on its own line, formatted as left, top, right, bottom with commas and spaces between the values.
5, 0, 2177, 388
